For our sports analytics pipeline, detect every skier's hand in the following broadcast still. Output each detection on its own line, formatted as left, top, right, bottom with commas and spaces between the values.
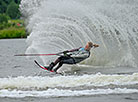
63, 50, 69, 54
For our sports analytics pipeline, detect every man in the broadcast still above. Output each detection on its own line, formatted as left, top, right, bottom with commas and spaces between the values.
46, 42, 99, 72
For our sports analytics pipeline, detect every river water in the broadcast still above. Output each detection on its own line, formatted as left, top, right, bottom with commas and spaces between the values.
0, 39, 138, 102
0, 0, 138, 101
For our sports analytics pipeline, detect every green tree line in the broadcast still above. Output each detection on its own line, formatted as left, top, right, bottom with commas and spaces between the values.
0, 0, 21, 21
0, 0, 27, 39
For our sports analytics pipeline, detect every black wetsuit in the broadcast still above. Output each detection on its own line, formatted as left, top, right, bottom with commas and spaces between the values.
51, 47, 90, 72
60, 47, 90, 64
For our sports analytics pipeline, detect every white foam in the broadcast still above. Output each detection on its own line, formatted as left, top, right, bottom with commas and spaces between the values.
0, 73, 138, 90
0, 88, 138, 98
20, 0, 138, 67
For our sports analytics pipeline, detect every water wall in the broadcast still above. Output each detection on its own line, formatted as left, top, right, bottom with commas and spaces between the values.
20, 0, 138, 67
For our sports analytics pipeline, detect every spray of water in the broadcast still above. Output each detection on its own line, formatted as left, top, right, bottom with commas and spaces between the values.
20, 0, 138, 67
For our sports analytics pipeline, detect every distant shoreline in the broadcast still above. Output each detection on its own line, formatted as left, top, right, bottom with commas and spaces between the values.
0, 19, 27, 39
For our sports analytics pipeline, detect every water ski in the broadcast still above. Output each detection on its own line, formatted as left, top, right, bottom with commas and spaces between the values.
34, 60, 64, 75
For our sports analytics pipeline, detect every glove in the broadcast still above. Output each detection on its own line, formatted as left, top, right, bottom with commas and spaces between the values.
63, 50, 69, 54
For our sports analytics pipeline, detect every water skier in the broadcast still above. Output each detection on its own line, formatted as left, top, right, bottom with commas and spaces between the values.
46, 42, 99, 73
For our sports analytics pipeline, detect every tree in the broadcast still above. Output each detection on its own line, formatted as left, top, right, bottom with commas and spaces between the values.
4, 0, 13, 5
6, 1, 20, 19
14, 0, 21, 4
0, 14, 8, 23
0, 1, 7, 13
